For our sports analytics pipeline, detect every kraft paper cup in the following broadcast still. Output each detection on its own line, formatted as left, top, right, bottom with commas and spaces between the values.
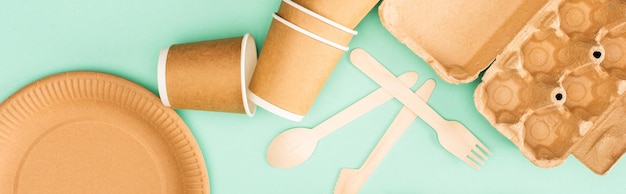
278, 0, 356, 46
292, 0, 380, 29
157, 33, 257, 116
248, 14, 347, 121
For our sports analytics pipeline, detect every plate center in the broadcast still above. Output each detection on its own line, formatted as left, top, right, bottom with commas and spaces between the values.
15, 120, 163, 193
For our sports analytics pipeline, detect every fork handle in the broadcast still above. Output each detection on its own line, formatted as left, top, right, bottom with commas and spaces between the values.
350, 48, 447, 132
313, 72, 419, 138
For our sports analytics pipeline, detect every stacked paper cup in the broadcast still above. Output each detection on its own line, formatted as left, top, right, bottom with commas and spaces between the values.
250, 0, 380, 121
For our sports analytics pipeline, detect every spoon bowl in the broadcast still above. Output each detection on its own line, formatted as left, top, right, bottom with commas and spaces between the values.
266, 127, 319, 168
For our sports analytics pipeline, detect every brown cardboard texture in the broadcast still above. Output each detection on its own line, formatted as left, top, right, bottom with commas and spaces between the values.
278, 0, 354, 46
249, 14, 346, 121
474, 0, 626, 175
379, 0, 551, 84
293, 0, 380, 29
0, 72, 209, 193
159, 34, 257, 116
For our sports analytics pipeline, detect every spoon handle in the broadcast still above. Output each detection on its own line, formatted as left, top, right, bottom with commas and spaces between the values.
313, 72, 419, 138
360, 79, 436, 175
350, 48, 447, 130
334, 79, 436, 194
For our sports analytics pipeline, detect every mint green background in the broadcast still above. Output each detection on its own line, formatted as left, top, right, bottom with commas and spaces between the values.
1, 0, 624, 193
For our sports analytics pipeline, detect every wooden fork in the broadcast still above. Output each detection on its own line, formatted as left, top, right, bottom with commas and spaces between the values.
350, 48, 491, 169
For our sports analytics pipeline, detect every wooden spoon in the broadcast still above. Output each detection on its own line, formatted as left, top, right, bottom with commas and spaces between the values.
334, 79, 436, 194
266, 72, 420, 168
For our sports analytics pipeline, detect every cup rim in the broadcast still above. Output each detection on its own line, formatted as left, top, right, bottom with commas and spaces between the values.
282, 0, 358, 35
157, 47, 171, 107
240, 33, 258, 117
272, 13, 348, 51
248, 91, 304, 122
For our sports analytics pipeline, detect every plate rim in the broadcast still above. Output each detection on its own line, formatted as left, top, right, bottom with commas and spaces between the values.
0, 71, 209, 193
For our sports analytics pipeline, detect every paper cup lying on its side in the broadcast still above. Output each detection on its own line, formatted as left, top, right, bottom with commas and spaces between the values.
292, 0, 380, 29
278, 0, 356, 46
157, 33, 258, 116
249, 14, 348, 122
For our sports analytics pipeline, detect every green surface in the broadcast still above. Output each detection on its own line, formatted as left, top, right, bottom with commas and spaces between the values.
1, 0, 625, 193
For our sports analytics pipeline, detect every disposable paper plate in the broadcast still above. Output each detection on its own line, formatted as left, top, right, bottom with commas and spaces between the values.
0, 72, 209, 193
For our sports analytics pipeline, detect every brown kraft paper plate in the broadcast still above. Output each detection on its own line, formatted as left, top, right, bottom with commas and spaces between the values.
0, 71, 209, 193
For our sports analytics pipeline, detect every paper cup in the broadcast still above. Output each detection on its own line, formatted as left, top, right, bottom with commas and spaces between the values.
157, 33, 257, 116
249, 14, 346, 121
278, 0, 356, 46
292, 0, 380, 29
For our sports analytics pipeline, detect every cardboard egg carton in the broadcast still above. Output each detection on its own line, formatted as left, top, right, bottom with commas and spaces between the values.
380, 0, 553, 84
476, 0, 626, 175
380, 0, 626, 174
